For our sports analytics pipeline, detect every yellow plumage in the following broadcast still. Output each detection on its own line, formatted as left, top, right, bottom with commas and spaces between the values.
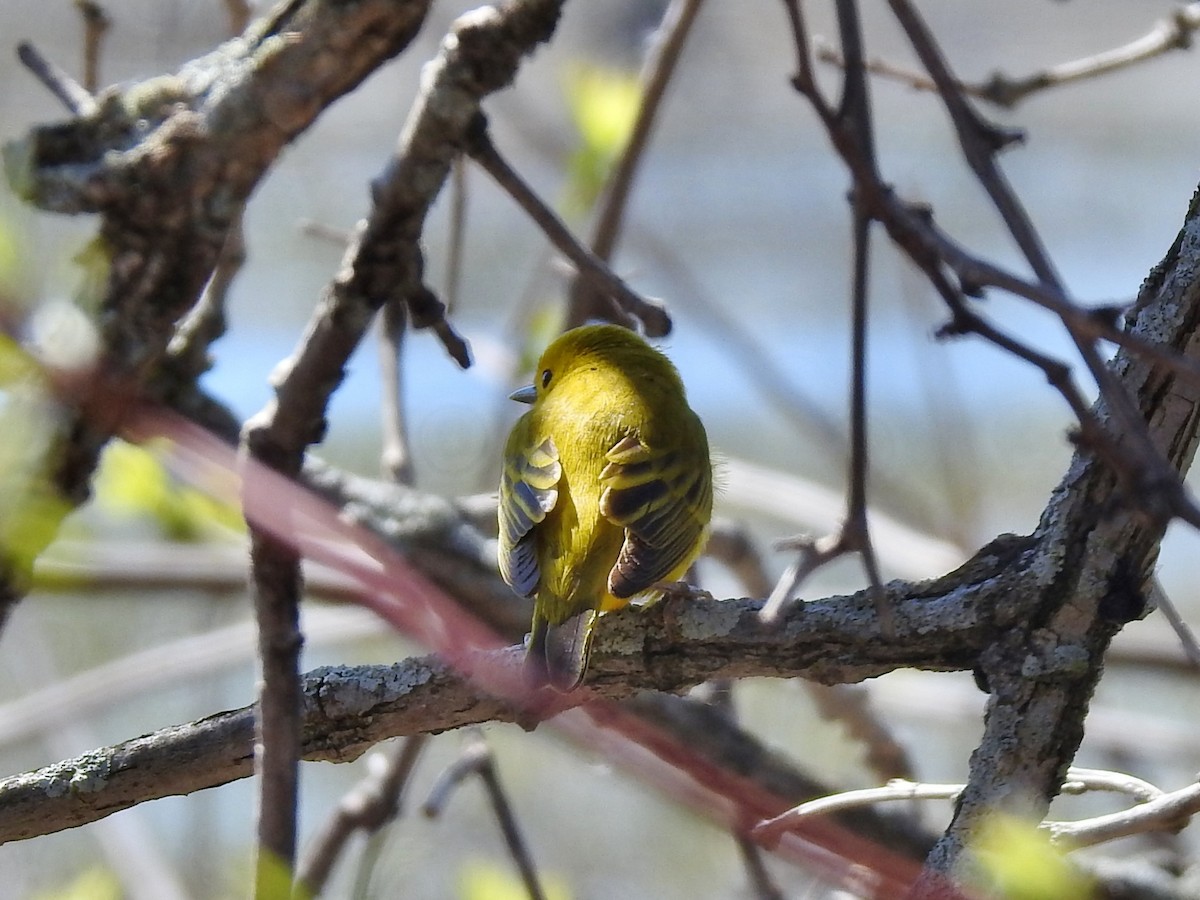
498, 324, 713, 690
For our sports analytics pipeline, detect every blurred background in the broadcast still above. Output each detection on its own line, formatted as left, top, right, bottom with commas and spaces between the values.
0, 0, 1198, 897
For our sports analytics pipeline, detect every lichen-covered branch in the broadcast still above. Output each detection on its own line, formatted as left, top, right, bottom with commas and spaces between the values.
0, 572, 1011, 845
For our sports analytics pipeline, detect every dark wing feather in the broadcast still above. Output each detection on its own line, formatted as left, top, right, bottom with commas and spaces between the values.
599, 433, 711, 599
498, 436, 561, 597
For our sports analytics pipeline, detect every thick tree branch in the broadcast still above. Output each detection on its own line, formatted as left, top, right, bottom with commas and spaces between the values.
0, 574, 1012, 845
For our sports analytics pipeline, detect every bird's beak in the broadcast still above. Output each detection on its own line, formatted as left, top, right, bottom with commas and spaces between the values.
509, 384, 537, 404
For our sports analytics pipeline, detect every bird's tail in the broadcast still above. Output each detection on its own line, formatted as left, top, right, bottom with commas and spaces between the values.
526, 610, 598, 692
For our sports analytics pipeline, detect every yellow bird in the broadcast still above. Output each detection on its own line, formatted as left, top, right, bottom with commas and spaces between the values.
498, 324, 713, 690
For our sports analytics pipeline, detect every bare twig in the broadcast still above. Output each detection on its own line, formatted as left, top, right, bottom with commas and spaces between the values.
761, 532, 852, 623
166, 209, 244, 383
1047, 778, 1200, 850
378, 299, 415, 485
755, 768, 1190, 849
296, 736, 428, 895
754, 779, 963, 845
1147, 578, 1200, 668
838, 0, 891, 637
978, 4, 1200, 108
566, 0, 705, 326
16, 41, 96, 116
464, 117, 670, 336
1059, 768, 1165, 804
887, 0, 1200, 534
760, 0, 894, 636
443, 157, 468, 315
423, 730, 548, 900
815, 4, 1200, 109
74, 0, 110, 93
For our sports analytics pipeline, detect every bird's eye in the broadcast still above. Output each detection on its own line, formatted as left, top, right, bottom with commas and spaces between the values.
541, 369, 553, 388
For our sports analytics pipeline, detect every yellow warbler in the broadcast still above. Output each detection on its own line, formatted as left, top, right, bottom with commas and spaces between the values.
498, 324, 713, 690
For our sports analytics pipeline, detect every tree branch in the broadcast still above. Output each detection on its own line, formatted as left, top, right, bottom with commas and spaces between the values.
0, 562, 1021, 845
911, 188, 1200, 893
0, 0, 436, 627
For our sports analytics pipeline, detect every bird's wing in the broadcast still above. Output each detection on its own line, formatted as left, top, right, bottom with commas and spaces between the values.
600, 433, 710, 598
498, 435, 561, 597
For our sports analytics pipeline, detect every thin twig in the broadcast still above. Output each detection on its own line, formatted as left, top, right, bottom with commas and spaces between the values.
378, 299, 415, 485
885, 0, 1055, 289
566, 0, 705, 326
1047, 778, 1200, 850
166, 209, 244, 382
1147, 578, 1200, 668
785, 0, 1200, 539
754, 779, 963, 845
423, 731, 548, 900
820, 3, 1200, 110
762, 0, 895, 636
74, 1, 110, 93
886, 0, 1200, 535
781, 0, 829, 115
443, 157, 468, 315
1059, 768, 1165, 804
464, 116, 670, 337
818, 5, 1200, 110
760, 532, 847, 623
296, 737, 428, 895
978, 3, 1200, 108
754, 768, 1188, 848
16, 41, 97, 116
